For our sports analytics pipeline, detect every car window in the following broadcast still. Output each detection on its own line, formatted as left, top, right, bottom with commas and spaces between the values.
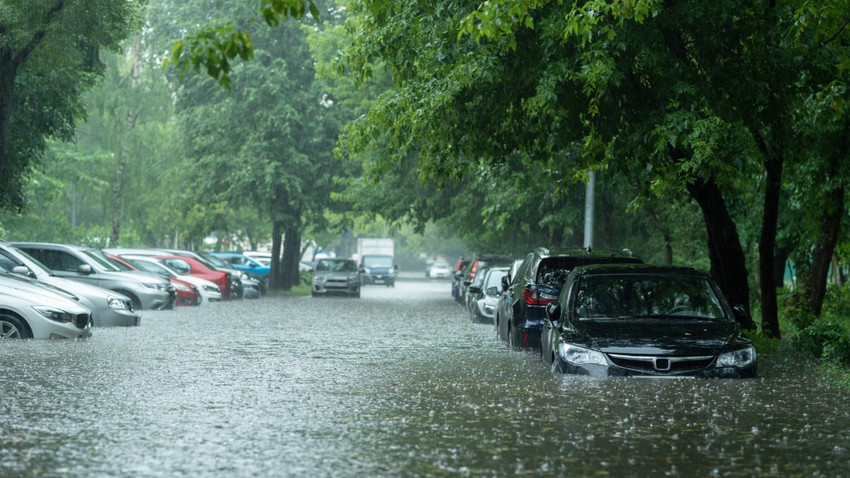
52, 250, 85, 272
162, 258, 192, 275
0, 251, 21, 271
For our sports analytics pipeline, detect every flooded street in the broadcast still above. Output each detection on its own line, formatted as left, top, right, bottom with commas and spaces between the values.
2, 275, 850, 477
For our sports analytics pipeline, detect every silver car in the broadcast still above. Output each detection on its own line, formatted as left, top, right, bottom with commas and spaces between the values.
0, 241, 140, 327
311, 258, 361, 298
0, 272, 92, 339
12, 242, 175, 311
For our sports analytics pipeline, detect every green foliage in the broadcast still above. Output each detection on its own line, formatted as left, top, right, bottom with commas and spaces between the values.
164, 0, 319, 89
0, 0, 145, 212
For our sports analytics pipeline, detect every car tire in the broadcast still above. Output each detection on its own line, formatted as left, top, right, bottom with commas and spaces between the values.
0, 313, 32, 339
508, 323, 519, 349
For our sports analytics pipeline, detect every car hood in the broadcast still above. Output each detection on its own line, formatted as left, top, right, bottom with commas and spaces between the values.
574, 319, 741, 355
41, 276, 131, 302
315, 271, 358, 279
0, 274, 89, 313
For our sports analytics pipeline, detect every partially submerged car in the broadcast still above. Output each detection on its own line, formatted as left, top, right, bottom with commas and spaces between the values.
0, 272, 93, 339
312, 258, 361, 298
542, 264, 757, 378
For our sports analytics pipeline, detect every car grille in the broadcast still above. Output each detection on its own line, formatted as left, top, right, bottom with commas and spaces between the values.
74, 313, 91, 329
325, 279, 351, 289
607, 353, 716, 374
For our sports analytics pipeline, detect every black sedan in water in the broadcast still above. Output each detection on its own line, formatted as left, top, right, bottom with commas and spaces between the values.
542, 264, 757, 378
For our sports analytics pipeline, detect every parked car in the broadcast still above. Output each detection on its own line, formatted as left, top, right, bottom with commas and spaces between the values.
13, 242, 176, 311
542, 264, 757, 378
312, 258, 361, 298
451, 258, 471, 302
0, 272, 92, 339
0, 241, 140, 327
116, 255, 222, 303
209, 251, 270, 282
152, 255, 233, 301
467, 266, 509, 324
109, 255, 202, 306
426, 261, 452, 280
497, 247, 642, 350
202, 252, 262, 297
460, 255, 513, 308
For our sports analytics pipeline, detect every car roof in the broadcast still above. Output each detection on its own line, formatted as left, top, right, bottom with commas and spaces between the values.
533, 246, 639, 260
572, 263, 709, 278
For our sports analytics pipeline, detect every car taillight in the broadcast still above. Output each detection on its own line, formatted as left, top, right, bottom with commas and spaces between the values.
468, 261, 479, 281
522, 287, 553, 306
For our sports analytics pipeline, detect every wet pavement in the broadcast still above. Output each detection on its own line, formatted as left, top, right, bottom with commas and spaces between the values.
2, 274, 850, 477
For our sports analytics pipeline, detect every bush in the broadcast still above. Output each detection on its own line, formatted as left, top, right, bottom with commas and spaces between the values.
794, 319, 850, 365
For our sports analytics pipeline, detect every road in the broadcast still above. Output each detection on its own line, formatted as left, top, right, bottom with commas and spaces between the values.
1, 274, 849, 477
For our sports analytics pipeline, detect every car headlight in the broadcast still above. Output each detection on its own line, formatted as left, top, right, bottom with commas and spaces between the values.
106, 296, 129, 310
32, 306, 74, 323
173, 282, 193, 292
559, 343, 607, 366
142, 282, 167, 291
717, 346, 756, 368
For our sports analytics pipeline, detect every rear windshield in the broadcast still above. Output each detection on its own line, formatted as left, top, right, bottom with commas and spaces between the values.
536, 256, 641, 287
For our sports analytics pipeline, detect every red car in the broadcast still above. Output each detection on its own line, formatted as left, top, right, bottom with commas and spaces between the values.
154, 255, 233, 300
108, 255, 202, 306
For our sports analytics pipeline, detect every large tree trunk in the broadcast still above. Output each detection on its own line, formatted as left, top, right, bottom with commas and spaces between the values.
281, 226, 301, 290
758, 159, 783, 339
802, 152, 846, 316
686, 177, 755, 330
269, 220, 284, 291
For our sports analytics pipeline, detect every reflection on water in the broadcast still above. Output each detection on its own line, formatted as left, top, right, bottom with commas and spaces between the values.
1, 278, 849, 477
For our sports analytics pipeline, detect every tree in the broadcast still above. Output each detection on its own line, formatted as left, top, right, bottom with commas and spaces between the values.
0, 0, 143, 212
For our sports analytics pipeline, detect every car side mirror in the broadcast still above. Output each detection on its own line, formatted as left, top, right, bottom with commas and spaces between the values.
12, 265, 34, 278
732, 306, 749, 323
77, 264, 93, 274
546, 302, 562, 322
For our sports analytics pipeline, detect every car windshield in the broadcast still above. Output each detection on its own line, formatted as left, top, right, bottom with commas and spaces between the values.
81, 249, 124, 272
363, 256, 393, 268
125, 257, 175, 278
316, 259, 357, 272
574, 274, 725, 320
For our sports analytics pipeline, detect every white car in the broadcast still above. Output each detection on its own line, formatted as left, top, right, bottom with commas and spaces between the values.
117, 255, 223, 303
0, 272, 93, 339
428, 261, 452, 279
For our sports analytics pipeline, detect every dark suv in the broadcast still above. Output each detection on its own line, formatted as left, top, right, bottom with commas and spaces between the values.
496, 247, 642, 349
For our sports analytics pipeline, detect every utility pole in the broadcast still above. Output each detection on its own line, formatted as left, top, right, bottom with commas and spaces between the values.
583, 170, 595, 248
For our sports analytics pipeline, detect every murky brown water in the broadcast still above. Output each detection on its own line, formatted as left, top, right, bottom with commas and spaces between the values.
1, 275, 849, 477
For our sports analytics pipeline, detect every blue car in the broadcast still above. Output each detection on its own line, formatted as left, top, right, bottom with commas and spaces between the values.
208, 252, 271, 280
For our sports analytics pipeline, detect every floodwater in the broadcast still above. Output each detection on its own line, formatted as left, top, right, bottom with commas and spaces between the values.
2, 274, 850, 477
